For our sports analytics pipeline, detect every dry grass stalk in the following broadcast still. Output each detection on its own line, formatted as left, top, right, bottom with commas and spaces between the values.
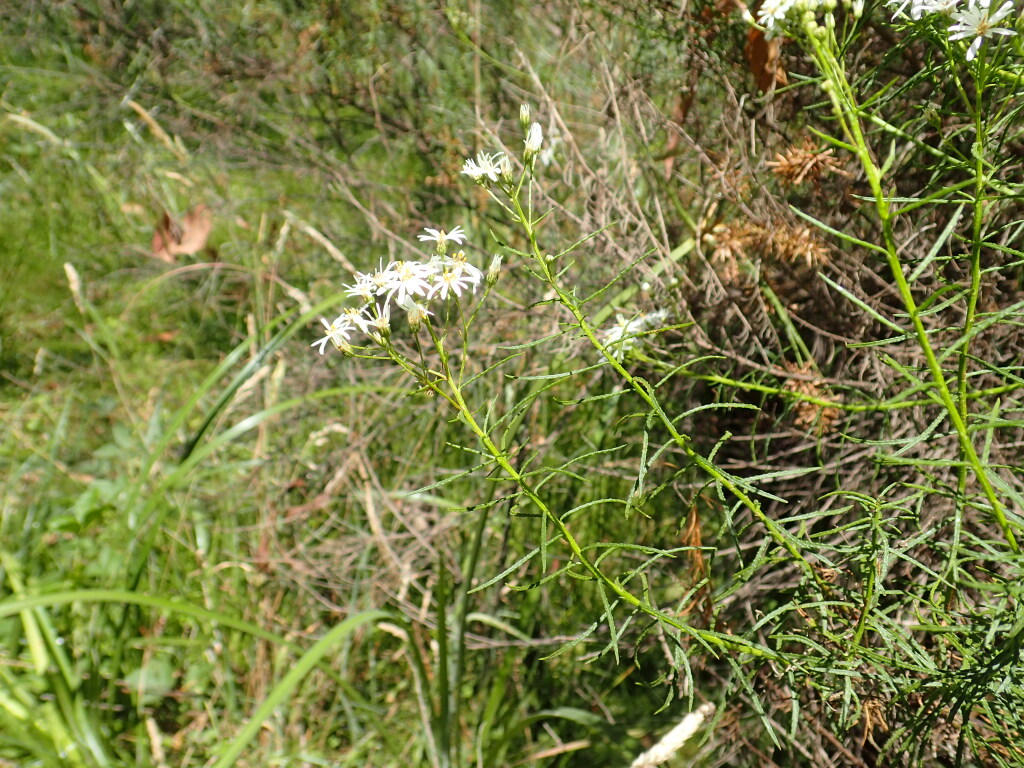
630, 702, 716, 768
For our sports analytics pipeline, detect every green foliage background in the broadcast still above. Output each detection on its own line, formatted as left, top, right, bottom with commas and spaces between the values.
2, 1, 1024, 767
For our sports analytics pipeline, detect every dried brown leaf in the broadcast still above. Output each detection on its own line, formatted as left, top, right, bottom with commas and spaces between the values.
150, 205, 212, 263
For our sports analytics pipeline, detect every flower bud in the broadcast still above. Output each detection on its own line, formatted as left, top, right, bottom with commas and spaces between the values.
519, 104, 531, 130
486, 253, 503, 286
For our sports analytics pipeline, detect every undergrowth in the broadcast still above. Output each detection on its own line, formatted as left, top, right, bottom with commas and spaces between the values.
1, 1, 1023, 767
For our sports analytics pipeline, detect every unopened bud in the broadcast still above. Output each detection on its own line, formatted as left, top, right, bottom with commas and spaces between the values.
486, 253, 503, 286
519, 104, 531, 130
500, 154, 514, 184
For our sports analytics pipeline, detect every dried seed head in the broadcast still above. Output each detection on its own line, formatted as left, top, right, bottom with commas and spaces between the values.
771, 224, 831, 268
703, 222, 766, 283
783, 361, 841, 435
766, 138, 849, 186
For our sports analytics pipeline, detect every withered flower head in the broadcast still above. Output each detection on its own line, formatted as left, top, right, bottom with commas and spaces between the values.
783, 360, 842, 435
771, 224, 831, 268
767, 138, 849, 187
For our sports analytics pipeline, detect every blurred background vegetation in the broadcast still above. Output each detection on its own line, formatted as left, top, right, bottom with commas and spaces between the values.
3, 1, 1024, 766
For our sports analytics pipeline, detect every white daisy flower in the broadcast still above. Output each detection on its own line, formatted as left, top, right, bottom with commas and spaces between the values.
926, 0, 961, 14
417, 225, 467, 247
383, 260, 434, 307
340, 306, 372, 335
948, 0, 1016, 60
344, 271, 377, 304
901, 0, 960, 16
445, 250, 484, 290
461, 156, 485, 179
428, 268, 474, 300
311, 315, 354, 355
461, 151, 505, 183
758, 0, 798, 36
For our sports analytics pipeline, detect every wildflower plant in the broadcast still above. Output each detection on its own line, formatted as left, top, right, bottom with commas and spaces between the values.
306, 3, 1024, 751
733, 0, 1024, 760
307, 105, 820, 764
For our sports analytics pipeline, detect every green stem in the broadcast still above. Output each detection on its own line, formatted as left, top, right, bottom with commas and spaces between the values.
447, 381, 779, 658
505, 177, 823, 593
952, 54, 990, 575
807, 25, 1018, 552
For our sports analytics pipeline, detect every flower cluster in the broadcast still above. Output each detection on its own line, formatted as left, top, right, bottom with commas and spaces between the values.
756, 0, 849, 38
461, 106, 545, 187
461, 152, 508, 183
599, 310, 671, 361
311, 226, 485, 354
313, 105, 543, 356
888, 0, 1017, 60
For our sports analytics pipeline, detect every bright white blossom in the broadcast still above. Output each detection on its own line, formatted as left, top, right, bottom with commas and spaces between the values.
344, 271, 377, 303
383, 260, 434, 306
461, 151, 505, 183
417, 225, 467, 247
340, 306, 372, 335
757, 0, 799, 36
429, 268, 475, 300
755, 0, 859, 36
599, 310, 671, 361
312, 217, 488, 351
524, 123, 543, 156
918, 0, 961, 14
445, 250, 484, 289
347, 258, 397, 302
311, 315, 354, 355
889, 0, 960, 18
948, 0, 1016, 60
